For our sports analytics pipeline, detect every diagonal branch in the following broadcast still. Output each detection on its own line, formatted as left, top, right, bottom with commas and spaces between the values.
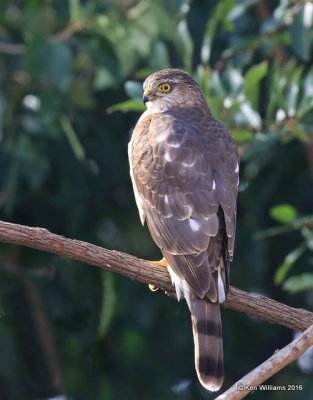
0, 219, 312, 332
216, 323, 313, 400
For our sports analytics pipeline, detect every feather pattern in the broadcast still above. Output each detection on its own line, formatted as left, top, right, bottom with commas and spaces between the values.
129, 69, 238, 391
191, 294, 224, 391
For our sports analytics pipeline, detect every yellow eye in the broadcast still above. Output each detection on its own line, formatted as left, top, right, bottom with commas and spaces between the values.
159, 83, 172, 93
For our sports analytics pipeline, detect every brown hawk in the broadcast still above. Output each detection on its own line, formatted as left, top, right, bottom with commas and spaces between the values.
128, 69, 239, 391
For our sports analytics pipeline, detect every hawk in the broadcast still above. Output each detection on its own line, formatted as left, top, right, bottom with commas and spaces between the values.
128, 69, 239, 391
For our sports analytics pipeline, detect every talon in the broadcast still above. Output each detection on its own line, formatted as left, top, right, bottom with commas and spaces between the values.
148, 284, 159, 292
147, 258, 169, 292
165, 290, 176, 297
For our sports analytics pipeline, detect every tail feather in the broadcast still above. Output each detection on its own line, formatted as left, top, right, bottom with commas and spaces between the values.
190, 295, 223, 391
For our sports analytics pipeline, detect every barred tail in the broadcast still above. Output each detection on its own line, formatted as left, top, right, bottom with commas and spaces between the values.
190, 295, 223, 391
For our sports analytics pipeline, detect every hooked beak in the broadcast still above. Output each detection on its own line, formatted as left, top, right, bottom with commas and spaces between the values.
143, 88, 152, 104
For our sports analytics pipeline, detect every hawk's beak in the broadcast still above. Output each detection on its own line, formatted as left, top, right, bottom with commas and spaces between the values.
143, 88, 152, 104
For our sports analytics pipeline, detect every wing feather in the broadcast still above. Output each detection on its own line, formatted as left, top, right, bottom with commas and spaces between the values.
130, 108, 238, 298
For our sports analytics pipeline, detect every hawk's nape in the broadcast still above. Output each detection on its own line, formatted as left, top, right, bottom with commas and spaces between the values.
128, 68, 239, 391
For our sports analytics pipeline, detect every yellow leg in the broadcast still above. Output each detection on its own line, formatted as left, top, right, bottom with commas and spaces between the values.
147, 257, 169, 291
148, 257, 169, 268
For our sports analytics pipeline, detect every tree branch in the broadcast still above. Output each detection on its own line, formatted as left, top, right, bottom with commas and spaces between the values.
216, 323, 313, 400
0, 220, 312, 332
0, 21, 89, 56
0, 42, 26, 55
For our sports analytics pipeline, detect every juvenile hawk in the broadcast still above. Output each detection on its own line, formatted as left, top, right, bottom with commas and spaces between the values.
128, 69, 239, 391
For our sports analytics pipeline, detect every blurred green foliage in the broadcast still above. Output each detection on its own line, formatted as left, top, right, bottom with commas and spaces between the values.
0, 0, 313, 399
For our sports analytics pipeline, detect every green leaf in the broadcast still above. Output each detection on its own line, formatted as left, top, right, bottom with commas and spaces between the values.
98, 272, 116, 339
93, 67, 116, 90
244, 61, 268, 109
23, 36, 46, 78
44, 42, 72, 90
107, 99, 145, 113
302, 227, 313, 251
224, 67, 244, 96
265, 60, 300, 120
227, 0, 258, 21
176, 19, 193, 69
201, 0, 233, 64
283, 273, 313, 294
270, 204, 298, 224
60, 115, 86, 162
290, 7, 312, 62
209, 70, 227, 97
274, 261, 293, 286
231, 129, 253, 144
255, 215, 313, 240
150, 40, 170, 69
298, 70, 313, 118
24, 39, 72, 89
274, 242, 307, 284
239, 102, 261, 129
297, 99, 313, 120
69, 0, 82, 23
124, 81, 142, 99
286, 65, 302, 117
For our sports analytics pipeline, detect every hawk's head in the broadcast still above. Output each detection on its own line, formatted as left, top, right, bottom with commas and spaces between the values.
142, 69, 204, 112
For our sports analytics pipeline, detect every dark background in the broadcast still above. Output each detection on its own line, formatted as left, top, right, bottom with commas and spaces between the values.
0, 0, 313, 399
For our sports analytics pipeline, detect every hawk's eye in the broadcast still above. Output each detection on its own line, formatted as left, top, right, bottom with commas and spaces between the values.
159, 83, 172, 93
